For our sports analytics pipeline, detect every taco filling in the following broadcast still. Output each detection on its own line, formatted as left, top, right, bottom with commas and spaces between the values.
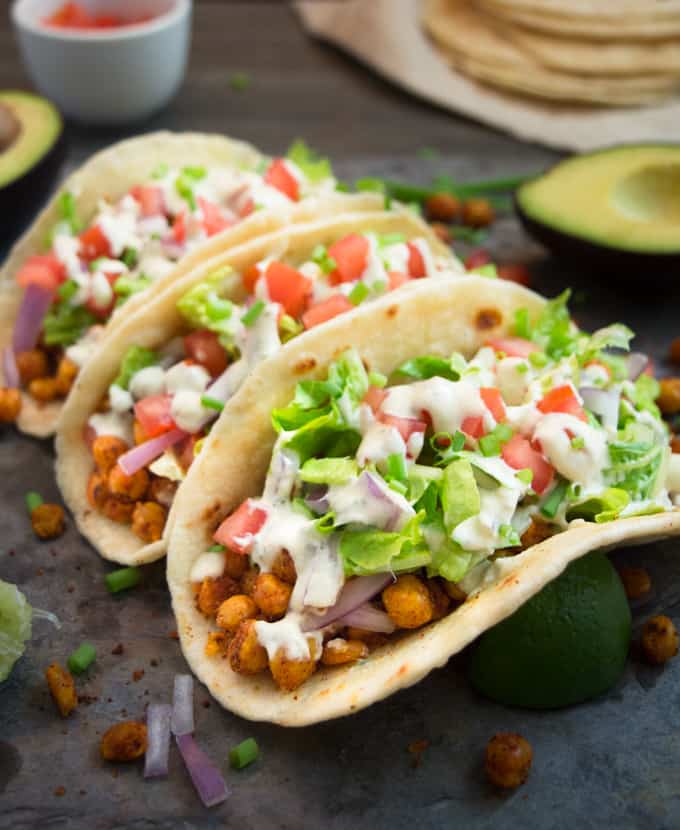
188, 292, 680, 691
2, 143, 335, 406
84, 228, 452, 544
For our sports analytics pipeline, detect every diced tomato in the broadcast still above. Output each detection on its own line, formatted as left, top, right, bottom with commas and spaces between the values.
184, 330, 229, 377
44, 2, 91, 27
485, 336, 539, 359
502, 434, 554, 494
407, 242, 426, 278
85, 272, 118, 319
197, 197, 233, 237
380, 413, 427, 443
264, 159, 299, 201
130, 185, 165, 217
301, 294, 354, 329
240, 198, 255, 218
16, 254, 66, 291
388, 271, 410, 291
461, 416, 485, 439
242, 264, 262, 294
79, 224, 111, 261
134, 394, 176, 438
480, 387, 506, 423
264, 261, 312, 318
464, 249, 491, 270
172, 210, 187, 244
214, 499, 268, 554
537, 384, 587, 422
328, 234, 370, 285
498, 264, 531, 287
176, 432, 205, 472
364, 386, 387, 414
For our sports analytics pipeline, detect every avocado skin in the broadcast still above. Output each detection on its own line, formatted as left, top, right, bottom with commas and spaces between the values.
0, 123, 67, 243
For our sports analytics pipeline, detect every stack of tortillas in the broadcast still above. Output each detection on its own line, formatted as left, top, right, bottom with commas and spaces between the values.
422, 0, 680, 106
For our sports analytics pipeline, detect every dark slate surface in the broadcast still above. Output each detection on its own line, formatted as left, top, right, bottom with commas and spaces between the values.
2, 3, 680, 828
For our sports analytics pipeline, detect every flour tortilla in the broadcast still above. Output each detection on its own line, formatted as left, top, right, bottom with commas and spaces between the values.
166, 275, 680, 725
55, 208, 456, 567
1, 131, 382, 437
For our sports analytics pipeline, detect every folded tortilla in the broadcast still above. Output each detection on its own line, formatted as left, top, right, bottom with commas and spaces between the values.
1, 131, 382, 437
55, 208, 455, 567
165, 276, 680, 725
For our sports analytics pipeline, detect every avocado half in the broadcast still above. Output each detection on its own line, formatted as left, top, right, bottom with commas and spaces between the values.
516, 144, 680, 273
0, 91, 66, 240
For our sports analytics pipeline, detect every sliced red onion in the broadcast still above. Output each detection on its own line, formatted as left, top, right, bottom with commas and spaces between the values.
144, 703, 172, 779
171, 674, 194, 737
176, 733, 230, 808
118, 428, 187, 476
580, 386, 620, 431
302, 573, 393, 631
13, 284, 54, 353
304, 485, 330, 515
625, 352, 648, 381
337, 602, 396, 633
2, 347, 19, 388
161, 238, 187, 259
363, 472, 415, 532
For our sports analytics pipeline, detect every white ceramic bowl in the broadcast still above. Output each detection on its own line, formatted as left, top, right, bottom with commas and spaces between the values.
12, 0, 192, 125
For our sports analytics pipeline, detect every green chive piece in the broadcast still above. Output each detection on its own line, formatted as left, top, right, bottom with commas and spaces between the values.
541, 479, 569, 519
26, 491, 43, 514
229, 71, 251, 92
58, 280, 78, 302
388, 479, 408, 496
105, 567, 142, 594
201, 395, 225, 412
182, 166, 207, 180
571, 436, 585, 450
241, 300, 265, 327
229, 737, 259, 770
368, 371, 387, 388
208, 544, 225, 552
89, 257, 108, 273
386, 452, 408, 482
516, 468, 534, 485
121, 248, 138, 268
529, 351, 548, 368
348, 282, 369, 306
311, 244, 337, 275
479, 435, 501, 457
451, 431, 466, 452
68, 643, 96, 675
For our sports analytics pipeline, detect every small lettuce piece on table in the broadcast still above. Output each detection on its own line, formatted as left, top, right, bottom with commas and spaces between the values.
113, 346, 158, 390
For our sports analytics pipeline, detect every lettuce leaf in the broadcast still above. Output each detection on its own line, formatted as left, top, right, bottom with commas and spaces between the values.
566, 487, 630, 523
286, 140, 333, 184
395, 355, 461, 382
339, 514, 431, 576
176, 269, 237, 348
300, 457, 358, 485
42, 303, 97, 347
606, 422, 665, 500
441, 459, 480, 535
113, 346, 158, 390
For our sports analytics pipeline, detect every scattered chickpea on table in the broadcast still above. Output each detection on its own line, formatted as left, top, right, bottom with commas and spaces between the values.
100, 721, 148, 762
485, 733, 533, 789
641, 615, 679, 665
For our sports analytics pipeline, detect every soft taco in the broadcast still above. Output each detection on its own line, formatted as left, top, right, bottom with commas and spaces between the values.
165, 276, 680, 726
0, 131, 381, 436
55, 208, 458, 566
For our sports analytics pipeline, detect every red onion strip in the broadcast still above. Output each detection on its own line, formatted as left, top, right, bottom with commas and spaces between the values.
2, 347, 19, 388
337, 602, 396, 633
176, 733, 230, 808
13, 284, 54, 353
625, 352, 648, 381
302, 573, 393, 631
144, 703, 172, 779
171, 673, 194, 737
117, 428, 187, 476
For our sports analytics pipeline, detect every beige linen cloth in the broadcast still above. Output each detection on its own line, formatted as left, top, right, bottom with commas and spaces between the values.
296, 0, 680, 151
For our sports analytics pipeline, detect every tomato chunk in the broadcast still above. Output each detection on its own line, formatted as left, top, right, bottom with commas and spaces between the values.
264, 159, 299, 201
79, 224, 111, 260
497, 264, 531, 287
464, 249, 491, 270
486, 336, 539, 359
134, 394, 176, 438
502, 434, 554, 494
537, 384, 587, 422
264, 261, 312, 318
379, 413, 427, 443
130, 185, 165, 217
172, 210, 187, 244
480, 387, 506, 423
214, 499, 268, 554
364, 386, 387, 414
328, 234, 369, 285
16, 254, 66, 291
184, 329, 229, 377
388, 271, 410, 291
176, 432, 205, 472
302, 294, 354, 329
242, 264, 262, 294
197, 197, 233, 237
461, 416, 485, 439
239, 198, 255, 218
407, 242, 426, 278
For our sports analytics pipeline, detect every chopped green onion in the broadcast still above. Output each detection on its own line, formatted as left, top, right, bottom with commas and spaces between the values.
371, 280, 387, 294
516, 362, 529, 375
208, 543, 225, 552
368, 371, 387, 388
279, 314, 304, 342
516, 468, 534, 485
229, 737, 259, 770
348, 282, 369, 306
68, 643, 96, 675
469, 264, 498, 279
229, 71, 251, 91
58, 280, 78, 302
176, 175, 197, 210
152, 162, 169, 179
479, 435, 501, 457
182, 166, 206, 180
59, 191, 82, 232
540, 479, 569, 519
89, 257, 108, 273
241, 300, 265, 327
201, 395, 225, 412
121, 248, 138, 268
571, 436, 585, 450
206, 294, 232, 321
386, 452, 407, 482
514, 308, 531, 339
26, 491, 43, 514
105, 567, 142, 594
378, 232, 405, 247
388, 479, 408, 496
529, 351, 548, 368
311, 244, 337, 275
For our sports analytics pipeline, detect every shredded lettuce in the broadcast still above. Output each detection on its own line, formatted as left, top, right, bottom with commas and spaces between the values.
606, 422, 665, 500
113, 346, 158, 390
441, 459, 480, 535
114, 273, 152, 304
286, 140, 333, 184
340, 515, 430, 576
299, 457, 358, 485
176, 270, 238, 348
395, 355, 461, 382
566, 487, 630, 523
42, 304, 97, 347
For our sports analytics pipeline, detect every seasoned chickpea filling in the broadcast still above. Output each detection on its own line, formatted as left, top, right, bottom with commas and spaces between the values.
193, 293, 680, 691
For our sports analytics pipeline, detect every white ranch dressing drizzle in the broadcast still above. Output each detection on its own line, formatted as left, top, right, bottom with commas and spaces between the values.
189, 551, 226, 583
89, 411, 133, 443
533, 413, 608, 486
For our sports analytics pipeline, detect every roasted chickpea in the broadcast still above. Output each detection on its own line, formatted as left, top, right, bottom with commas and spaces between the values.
87, 471, 109, 510
443, 581, 467, 602
216, 594, 258, 632
641, 615, 679, 665
0, 388, 21, 423
462, 198, 495, 228
92, 435, 129, 474
196, 575, 240, 617
15, 349, 49, 384
222, 548, 248, 580
31, 503, 65, 540
45, 663, 77, 717
55, 357, 78, 396
28, 377, 60, 404
252, 573, 292, 619
133, 419, 149, 445
228, 619, 268, 675
321, 638, 369, 666
427, 579, 451, 621
240, 566, 260, 597
430, 222, 452, 244
271, 549, 297, 585
657, 378, 680, 415
269, 639, 320, 691
148, 477, 178, 508
100, 721, 148, 762
425, 192, 461, 222
131, 501, 167, 543
204, 630, 230, 657
101, 495, 135, 524
669, 337, 680, 366
345, 627, 389, 650
618, 566, 651, 600
485, 733, 533, 789
108, 465, 149, 501
520, 519, 555, 550
382, 575, 434, 629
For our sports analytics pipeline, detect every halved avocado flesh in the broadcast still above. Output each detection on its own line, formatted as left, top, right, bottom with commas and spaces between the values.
516, 144, 680, 267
